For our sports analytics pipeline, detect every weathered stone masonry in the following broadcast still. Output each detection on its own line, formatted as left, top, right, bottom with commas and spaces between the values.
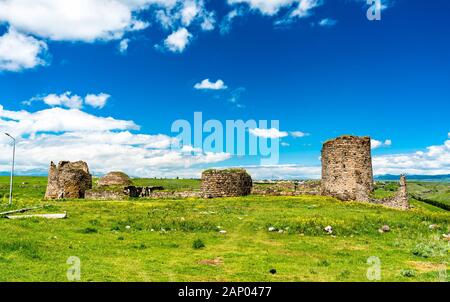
201, 169, 253, 198
97, 171, 133, 187
44, 161, 92, 199
321, 136, 374, 202
374, 175, 410, 210
321, 135, 410, 210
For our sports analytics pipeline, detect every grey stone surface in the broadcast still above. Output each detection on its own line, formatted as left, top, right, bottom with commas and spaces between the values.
201, 169, 252, 198
44, 161, 92, 199
321, 135, 374, 201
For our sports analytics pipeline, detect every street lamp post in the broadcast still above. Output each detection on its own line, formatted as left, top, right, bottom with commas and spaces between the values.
4, 133, 15, 206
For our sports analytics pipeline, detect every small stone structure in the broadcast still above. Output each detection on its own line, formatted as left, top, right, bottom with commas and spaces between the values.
321, 135, 374, 202
98, 171, 132, 187
201, 168, 253, 198
44, 161, 92, 199
374, 175, 410, 210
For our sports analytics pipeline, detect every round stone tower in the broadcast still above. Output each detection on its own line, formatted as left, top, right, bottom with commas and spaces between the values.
201, 168, 253, 198
321, 135, 374, 201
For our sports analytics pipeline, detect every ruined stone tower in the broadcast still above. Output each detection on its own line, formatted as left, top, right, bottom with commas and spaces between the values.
45, 161, 92, 199
201, 168, 253, 198
321, 135, 374, 201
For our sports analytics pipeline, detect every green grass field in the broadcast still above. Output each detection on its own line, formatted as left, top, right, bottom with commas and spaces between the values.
0, 177, 449, 282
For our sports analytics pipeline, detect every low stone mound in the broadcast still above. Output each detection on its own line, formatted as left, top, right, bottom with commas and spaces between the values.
45, 161, 92, 199
98, 171, 132, 187
201, 168, 253, 198
252, 180, 321, 196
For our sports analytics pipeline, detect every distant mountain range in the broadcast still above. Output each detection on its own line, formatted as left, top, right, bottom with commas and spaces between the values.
375, 174, 450, 182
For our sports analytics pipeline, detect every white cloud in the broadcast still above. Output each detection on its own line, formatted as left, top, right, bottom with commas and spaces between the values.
181, 0, 202, 26
119, 39, 130, 53
373, 134, 450, 176
162, 27, 192, 53
228, 0, 301, 16
0, 106, 138, 137
318, 18, 337, 27
194, 79, 228, 90
290, 0, 320, 18
0, 104, 231, 177
249, 128, 288, 139
228, 0, 321, 17
220, 8, 245, 34
0, 27, 48, 72
44, 93, 81, 109
371, 139, 392, 149
154, 0, 215, 31
25, 92, 111, 109
85, 93, 111, 109
290, 131, 309, 138
0, 0, 135, 42
200, 11, 216, 31
0, 0, 215, 64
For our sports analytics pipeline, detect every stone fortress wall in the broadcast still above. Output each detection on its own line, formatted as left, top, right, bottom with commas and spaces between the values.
45, 134, 409, 210
372, 175, 410, 210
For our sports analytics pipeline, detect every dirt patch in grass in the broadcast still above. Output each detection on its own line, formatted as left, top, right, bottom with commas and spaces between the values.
407, 261, 447, 273
198, 258, 223, 266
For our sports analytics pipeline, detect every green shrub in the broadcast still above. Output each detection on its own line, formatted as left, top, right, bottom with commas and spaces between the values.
81, 227, 98, 234
400, 269, 416, 277
132, 243, 147, 250
317, 260, 330, 267
411, 243, 434, 258
192, 239, 205, 249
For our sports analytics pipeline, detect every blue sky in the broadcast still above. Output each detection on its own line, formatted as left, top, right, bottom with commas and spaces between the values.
0, 0, 449, 179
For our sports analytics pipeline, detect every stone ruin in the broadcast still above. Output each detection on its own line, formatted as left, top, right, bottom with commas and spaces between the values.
44, 161, 92, 199
321, 135, 374, 202
251, 180, 321, 196
97, 171, 133, 187
321, 135, 409, 210
85, 171, 167, 200
85, 185, 164, 200
201, 168, 253, 198
374, 175, 410, 210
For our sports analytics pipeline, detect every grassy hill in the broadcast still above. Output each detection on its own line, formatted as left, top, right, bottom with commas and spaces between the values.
0, 176, 448, 282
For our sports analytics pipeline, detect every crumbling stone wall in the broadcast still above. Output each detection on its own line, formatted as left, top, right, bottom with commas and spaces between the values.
321, 135, 374, 201
44, 161, 92, 199
252, 180, 321, 196
98, 171, 132, 186
85, 186, 165, 200
201, 169, 252, 198
374, 175, 410, 210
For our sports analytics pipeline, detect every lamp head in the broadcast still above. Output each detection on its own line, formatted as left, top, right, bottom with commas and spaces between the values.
4, 133, 14, 140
